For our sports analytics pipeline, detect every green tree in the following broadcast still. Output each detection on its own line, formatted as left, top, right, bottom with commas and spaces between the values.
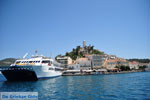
55, 54, 62, 60
139, 65, 146, 70
119, 65, 130, 71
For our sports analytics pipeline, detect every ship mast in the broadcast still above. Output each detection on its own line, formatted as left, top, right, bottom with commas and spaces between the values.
35, 50, 38, 56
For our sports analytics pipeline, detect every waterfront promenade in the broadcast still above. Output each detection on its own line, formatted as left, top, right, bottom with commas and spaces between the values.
62, 69, 145, 76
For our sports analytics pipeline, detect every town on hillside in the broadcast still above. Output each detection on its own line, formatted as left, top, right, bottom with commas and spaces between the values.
0, 40, 150, 75
55, 41, 150, 74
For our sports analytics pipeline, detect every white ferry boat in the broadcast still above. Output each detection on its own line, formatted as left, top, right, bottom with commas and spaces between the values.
1, 53, 63, 81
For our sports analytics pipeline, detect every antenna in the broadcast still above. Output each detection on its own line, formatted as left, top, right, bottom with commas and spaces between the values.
50, 52, 53, 58
35, 49, 38, 56
23, 53, 28, 59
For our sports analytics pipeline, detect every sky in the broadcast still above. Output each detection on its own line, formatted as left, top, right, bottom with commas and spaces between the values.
0, 0, 150, 60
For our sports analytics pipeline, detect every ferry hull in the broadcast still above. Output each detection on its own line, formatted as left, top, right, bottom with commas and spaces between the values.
1, 65, 62, 81
2, 70, 38, 81
32, 65, 62, 79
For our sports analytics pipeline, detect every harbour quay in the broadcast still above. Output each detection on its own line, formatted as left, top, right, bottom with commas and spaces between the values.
62, 69, 145, 76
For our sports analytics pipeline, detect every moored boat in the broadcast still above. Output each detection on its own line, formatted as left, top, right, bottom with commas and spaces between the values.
0, 53, 63, 81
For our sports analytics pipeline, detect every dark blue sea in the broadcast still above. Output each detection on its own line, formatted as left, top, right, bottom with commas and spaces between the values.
0, 72, 150, 100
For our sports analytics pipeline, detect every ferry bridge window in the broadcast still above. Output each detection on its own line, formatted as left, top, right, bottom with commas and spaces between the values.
38, 61, 40, 63
37, 61, 40, 63
42, 61, 51, 63
29, 61, 33, 63
16, 61, 21, 64
35, 61, 38, 63
55, 68, 62, 71
49, 68, 54, 70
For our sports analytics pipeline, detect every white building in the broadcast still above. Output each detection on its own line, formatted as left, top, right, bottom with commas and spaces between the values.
76, 57, 91, 70
129, 61, 139, 69
86, 54, 105, 69
56, 56, 72, 67
68, 63, 80, 70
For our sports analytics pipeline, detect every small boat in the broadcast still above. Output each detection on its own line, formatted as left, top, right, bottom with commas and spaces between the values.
0, 53, 63, 81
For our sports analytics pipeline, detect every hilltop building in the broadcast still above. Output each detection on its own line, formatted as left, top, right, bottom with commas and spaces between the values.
83, 40, 86, 48
77, 40, 94, 56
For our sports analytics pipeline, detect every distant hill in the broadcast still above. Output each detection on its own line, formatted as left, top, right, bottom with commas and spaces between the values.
127, 59, 150, 63
0, 58, 16, 66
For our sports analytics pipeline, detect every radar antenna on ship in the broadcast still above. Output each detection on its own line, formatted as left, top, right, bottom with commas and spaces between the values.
35, 49, 38, 56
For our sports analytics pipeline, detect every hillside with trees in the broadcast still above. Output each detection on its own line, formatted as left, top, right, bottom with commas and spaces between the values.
0, 58, 16, 66
127, 59, 150, 63
56, 45, 104, 60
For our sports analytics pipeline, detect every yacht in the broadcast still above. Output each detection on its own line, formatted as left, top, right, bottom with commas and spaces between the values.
0, 53, 63, 81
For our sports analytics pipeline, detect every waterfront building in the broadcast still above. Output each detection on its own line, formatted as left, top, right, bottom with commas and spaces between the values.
86, 54, 106, 69
56, 56, 72, 67
105, 58, 129, 69
105, 59, 117, 69
117, 58, 129, 66
138, 63, 150, 67
68, 63, 80, 70
76, 57, 91, 70
129, 61, 139, 69
145, 64, 150, 71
